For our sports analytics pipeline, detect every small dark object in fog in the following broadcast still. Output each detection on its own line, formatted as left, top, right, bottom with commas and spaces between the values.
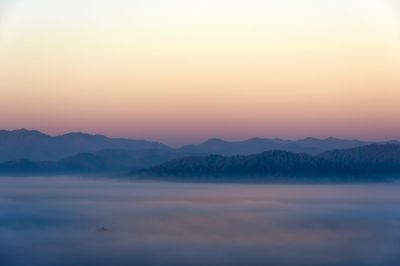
96, 226, 112, 233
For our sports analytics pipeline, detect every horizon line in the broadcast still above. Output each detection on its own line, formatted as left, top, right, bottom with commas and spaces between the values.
1, 128, 398, 148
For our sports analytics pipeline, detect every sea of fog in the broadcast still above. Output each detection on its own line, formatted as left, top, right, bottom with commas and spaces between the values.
0, 177, 399, 266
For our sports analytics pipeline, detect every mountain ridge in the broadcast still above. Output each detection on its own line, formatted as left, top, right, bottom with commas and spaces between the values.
0, 148, 196, 175
1, 129, 399, 176
134, 144, 400, 179
178, 136, 390, 155
0, 129, 170, 162
2, 143, 400, 180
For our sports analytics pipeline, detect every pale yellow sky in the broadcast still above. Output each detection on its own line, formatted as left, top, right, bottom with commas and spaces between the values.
0, 0, 399, 145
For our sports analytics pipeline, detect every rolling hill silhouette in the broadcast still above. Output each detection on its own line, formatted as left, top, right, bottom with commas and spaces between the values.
178, 137, 396, 155
0, 129, 169, 162
1, 129, 400, 181
134, 144, 400, 179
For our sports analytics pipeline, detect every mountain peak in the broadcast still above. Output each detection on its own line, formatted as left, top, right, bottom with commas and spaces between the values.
325, 137, 340, 141
204, 138, 227, 144
60, 132, 105, 138
302, 137, 319, 141
5, 129, 47, 136
13, 128, 29, 133
245, 137, 265, 142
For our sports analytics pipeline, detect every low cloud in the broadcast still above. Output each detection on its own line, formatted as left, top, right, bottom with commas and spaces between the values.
0, 177, 399, 265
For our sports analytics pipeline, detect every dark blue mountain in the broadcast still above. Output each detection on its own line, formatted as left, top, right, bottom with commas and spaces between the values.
318, 144, 400, 170
178, 137, 384, 155
2, 128, 398, 162
135, 144, 400, 179
0, 148, 192, 175
0, 129, 170, 162
93, 148, 193, 169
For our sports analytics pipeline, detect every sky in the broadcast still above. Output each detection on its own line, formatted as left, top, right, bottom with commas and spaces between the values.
0, 0, 399, 145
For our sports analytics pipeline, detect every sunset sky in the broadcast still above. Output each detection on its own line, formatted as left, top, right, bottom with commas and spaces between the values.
0, 0, 399, 145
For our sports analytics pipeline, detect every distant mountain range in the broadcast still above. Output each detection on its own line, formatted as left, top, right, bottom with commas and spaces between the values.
0, 129, 169, 162
3, 143, 399, 180
179, 137, 398, 155
1, 129, 400, 180
0, 149, 191, 175
1, 129, 398, 163
135, 144, 400, 180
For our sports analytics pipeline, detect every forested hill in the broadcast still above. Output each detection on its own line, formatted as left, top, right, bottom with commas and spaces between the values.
134, 144, 400, 178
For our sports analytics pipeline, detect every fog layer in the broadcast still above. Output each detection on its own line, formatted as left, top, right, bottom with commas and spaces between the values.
0, 177, 399, 266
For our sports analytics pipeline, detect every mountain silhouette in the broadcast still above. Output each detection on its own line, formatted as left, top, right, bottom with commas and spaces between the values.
0, 129, 170, 162
318, 144, 400, 170
2, 143, 400, 180
0, 148, 192, 175
1, 128, 400, 180
178, 137, 382, 155
2, 129, 398, 163
134, 144, 400, 179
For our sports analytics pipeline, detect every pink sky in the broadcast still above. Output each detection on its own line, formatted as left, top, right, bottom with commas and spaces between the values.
1, 0, 399, 145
